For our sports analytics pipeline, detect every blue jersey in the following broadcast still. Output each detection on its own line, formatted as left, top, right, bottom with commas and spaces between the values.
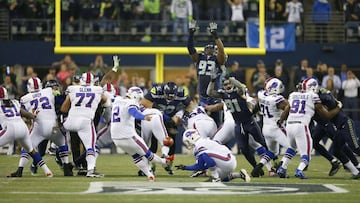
196, 52, 223, 99
144, 83, 192, 117
318, 88, 348, 128
218, 89, 253, 124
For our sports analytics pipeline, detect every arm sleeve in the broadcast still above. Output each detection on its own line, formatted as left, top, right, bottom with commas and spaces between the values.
187, 34, 196, 55
184, 153, 216, 171
128, 106, 145, 120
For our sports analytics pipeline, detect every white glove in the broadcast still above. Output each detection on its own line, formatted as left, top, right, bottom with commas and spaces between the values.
189, 20, 198, 34
208, 22, 218, 38
337, 101, 343, 109
112, 55, 120, 72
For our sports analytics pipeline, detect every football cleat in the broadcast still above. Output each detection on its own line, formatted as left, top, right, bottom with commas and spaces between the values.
30, 164, 38, 175
63, 163, 74, 176
329, 160, 341, 176
86, 169, 104, 178
351, 173, 360, 179
277, 166, 289, 178
294, 169, 308, 179
6, 167, 23, 178
205, 177, 221, 182
240, 169, 251, 183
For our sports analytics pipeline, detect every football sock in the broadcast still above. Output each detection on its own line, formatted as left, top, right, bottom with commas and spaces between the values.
344, 161, 359, 175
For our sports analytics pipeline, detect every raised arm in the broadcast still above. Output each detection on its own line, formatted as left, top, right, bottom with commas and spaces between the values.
187, 20, 199, 62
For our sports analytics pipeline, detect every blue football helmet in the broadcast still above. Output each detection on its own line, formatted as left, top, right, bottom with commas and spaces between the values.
163, 82, 178, 102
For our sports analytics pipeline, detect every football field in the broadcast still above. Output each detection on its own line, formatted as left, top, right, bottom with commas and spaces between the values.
1, 154, 360, 203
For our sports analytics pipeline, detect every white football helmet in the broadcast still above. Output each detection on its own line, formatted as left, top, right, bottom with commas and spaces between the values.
0, 86, 8, 100
302, 78, 319, 93
182, 129, 201, 149
27, 77, 42, 93
103, 83, 116, 96
264, 77, 284, 95
126, 86, 144, 102
80, 72, 95, 86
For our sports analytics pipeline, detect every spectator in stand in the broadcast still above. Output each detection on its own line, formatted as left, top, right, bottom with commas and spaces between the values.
312, 0, 331, 43
294, 59, 309, 85
21, 66, 36, 94
340, 64, 348, 83
2, 75, 18, 99
228, 60, 245, 83
301, 67, 318, 82
56, 63, 72, 86
226, 0, 246, 33
90, 55, 108, 80
20, 0, 42, 32
344, 0, 360, 22
266, 0, 286, 21
251, 60, 270, 94
141, 0, 161, 42
284, 0, 303, 23
170, 0, 193, 42
99, 0, 118, 33
78, 0, 101, 38
205, 0, 222, 20
61, 0, 77, 32
342, 70, 360, 121
321, 66, 341, 97
273, 59, 289, 96
61, 54, 79, 75
314, 62, 329, 83
118, 0, 142, 39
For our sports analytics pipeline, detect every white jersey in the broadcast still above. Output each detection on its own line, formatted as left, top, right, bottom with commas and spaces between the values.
257, 90, 285, 126
20, 87, 56, 121
231, 3, 244, 22
287, 91, 321, 125
286, 1, 303, 23
0, 100, 23, 125
66, 85, 103, 119
111, 97, 140, 139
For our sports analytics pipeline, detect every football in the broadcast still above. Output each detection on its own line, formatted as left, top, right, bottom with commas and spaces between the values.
163, 136, 174, 147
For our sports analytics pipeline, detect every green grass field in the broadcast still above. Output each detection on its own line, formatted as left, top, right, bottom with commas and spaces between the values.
1, 153, 360, 203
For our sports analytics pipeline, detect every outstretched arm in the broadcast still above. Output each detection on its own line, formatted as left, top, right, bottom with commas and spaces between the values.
100, 55, 122, 87
187, 20, 199, 62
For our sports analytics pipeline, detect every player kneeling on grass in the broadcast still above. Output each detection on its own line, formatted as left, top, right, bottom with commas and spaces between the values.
175, 129, 250, 182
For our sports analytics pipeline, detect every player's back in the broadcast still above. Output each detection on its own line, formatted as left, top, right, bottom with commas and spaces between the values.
197, 53, 221, 97
194, 138, 231, 159
287, 91, 320, 124
67, 85, 103, 119
111, 96, 138, 138
258, 90, 284, 125
20, 87, 56, 121
0, 100, 24, 125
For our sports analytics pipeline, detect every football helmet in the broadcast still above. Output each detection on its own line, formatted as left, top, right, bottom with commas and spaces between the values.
302, 78, 319, 93
45, 79, 60, 90
103, 83, 116, 96
264, 78, 284, 95
80, 72, 95, 86
27, 77, 42, 93
0, 86, 8, 100
222, 78, 234, 93
126, 86, 144, 102
163, 82, 178, 102
183, 129, 201, 149
204, 42, 217, 56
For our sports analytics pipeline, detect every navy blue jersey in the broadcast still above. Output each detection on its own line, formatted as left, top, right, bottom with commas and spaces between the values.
144, 83, 192, 117
196, 52, 223, 99
318, 88, 348, 128
219, 89, 253, 124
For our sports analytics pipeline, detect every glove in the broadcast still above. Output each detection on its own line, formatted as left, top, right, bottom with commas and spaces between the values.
337, 101, 343, 109
187, 15, 192, 21
188, 19, 198, 34
208, 22, 219, 39
171, 13, 176, 19
175, 164, 186, 170
112, 55, 120, 72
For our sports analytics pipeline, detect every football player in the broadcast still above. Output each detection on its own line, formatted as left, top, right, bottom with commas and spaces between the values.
9, 77, 73, 177
207, 74, 273, 176
1, 87, 53, 178
60, 72, 111, 178
140, 81, 194, 174
276, 78, 341, 179
187, 20, 227, 126
111, 86, 169, 181
251, 78, 290, 177
175, 129, 251, 183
